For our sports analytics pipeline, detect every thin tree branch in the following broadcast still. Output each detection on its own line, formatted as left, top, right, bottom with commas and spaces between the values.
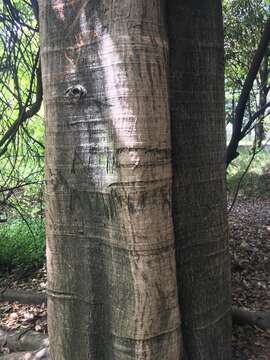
240, 100, 270, 139
0, 50, 42, 158
226, 17, 270, 166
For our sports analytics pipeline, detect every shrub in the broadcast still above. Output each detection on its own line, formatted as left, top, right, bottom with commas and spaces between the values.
0, 218, 45, 275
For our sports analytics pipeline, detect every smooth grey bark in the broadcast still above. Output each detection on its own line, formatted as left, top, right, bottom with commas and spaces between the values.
39, 1, 181, 359
168, 1, 232, 359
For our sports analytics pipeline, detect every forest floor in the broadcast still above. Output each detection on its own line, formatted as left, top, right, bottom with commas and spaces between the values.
0, 197, 270, 359
230, 197, 270, 360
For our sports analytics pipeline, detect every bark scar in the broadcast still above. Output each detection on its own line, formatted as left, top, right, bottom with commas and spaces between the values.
65, 85, 87, 99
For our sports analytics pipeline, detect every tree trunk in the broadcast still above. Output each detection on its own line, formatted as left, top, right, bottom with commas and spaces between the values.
39, 1, 181, 359
256, 54, 268, 147
168, 1, 232, 359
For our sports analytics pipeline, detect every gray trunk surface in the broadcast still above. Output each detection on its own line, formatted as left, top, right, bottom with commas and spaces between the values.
39, 1, 181, 359
168, 1, 232, 359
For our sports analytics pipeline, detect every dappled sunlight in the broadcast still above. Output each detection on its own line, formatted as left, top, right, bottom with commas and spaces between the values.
99, 30, 138, 149
63, 12, 140, 187
41, 3, 180, 356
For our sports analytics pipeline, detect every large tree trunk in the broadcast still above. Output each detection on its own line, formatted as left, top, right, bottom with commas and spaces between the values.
168, 1, 232, 359
39, 1, 181, 359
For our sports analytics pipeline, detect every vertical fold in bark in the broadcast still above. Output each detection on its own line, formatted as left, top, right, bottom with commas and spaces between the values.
168, 1, 232, 359
39, 0, 181, 359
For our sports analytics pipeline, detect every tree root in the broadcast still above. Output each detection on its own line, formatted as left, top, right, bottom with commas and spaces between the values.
0, 289, 46, 306
0, 347, 49, 359
232, 306, 270, 330
0, 328, 48, 359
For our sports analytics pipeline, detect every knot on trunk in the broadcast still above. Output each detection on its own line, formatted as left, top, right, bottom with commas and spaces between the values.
64, 85, 87, 99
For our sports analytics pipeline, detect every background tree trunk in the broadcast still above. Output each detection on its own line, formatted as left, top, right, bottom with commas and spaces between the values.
255, 54, 268, 147
168, 1, 232, 359
39, 0, 181, 359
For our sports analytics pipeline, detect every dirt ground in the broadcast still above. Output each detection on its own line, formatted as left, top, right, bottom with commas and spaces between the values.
1, 197, 270, 358
230, 198, 270, 359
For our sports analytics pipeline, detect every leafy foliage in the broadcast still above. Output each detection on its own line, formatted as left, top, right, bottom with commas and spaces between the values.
227, 145, 270, 196
0, 0, 44, 228
224, 0, 269, 87
224, 0, 270, 148
0, 1, 44, 273
0, 218, 45, 274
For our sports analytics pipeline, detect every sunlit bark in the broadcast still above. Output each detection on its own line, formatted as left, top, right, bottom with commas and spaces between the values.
39, 1, 181, 359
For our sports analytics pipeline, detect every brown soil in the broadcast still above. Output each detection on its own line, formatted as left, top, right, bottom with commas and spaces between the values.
230, 198, 270, 359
